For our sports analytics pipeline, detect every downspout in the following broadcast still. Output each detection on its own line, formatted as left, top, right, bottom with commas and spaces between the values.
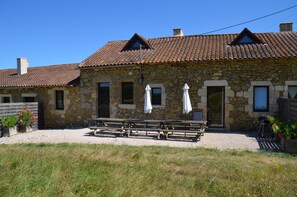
139, 44, 144, 83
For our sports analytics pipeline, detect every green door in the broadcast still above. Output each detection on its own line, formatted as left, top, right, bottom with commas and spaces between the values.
207, 86, 225, 128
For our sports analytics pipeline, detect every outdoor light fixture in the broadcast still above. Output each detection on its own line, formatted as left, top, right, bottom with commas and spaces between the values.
139, 74, 144, 83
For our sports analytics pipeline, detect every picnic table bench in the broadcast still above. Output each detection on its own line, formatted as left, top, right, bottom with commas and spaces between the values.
126, 119, 164, 139
162, 120, 207, 141
90, 118, 207, 142
90, 118, 128, 136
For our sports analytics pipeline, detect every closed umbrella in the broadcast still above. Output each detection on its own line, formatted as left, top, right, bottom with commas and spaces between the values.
183, 83, 192, 114
144, 84, 153, 114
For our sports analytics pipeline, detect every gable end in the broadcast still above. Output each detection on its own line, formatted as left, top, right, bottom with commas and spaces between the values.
121, 33, 152, 51
230, 28, 264, 45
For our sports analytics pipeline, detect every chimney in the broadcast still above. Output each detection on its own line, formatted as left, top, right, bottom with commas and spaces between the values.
280, 22, 293, 32
17, 58, 28, 75
173, 28, 184, 36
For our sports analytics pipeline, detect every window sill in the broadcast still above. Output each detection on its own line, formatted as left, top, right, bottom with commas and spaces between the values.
55, 108, 65, 111
253, 110, 269, 112
56, 108, 64, 111
118, 104, 136, 110
152, 105, 165, 109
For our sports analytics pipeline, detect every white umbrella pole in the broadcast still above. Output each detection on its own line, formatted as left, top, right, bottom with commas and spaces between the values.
183, 83, 192, 120
144, 85, 153, 119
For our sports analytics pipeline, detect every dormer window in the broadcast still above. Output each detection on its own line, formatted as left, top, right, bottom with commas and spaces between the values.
121, 33, 152, 51
131, 41, 142, 50
230, 28, 263, 45
237, 35, 255, 44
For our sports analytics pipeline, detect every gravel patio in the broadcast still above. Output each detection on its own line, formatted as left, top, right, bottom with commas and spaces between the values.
0, 128, 273, 151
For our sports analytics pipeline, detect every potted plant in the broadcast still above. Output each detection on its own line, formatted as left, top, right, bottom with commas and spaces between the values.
269, 116, 297, 153
17, 109, 37, 132
1, 115, 18, 137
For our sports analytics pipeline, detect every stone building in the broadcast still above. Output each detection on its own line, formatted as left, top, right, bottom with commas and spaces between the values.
79, 25, 297, 131
1, 23, 297, 131
0, 60, 83, 129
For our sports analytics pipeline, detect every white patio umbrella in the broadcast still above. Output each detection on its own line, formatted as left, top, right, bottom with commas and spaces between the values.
144, 84, 153, 114
182, 83, 192, 114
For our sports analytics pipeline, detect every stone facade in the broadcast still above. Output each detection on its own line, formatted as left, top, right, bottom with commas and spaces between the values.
0, 86, 86, 129
80, 58, 297, 131
2, 58, 296, 131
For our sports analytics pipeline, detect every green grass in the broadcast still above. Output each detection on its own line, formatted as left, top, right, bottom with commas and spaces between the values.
0, 144, 296, 197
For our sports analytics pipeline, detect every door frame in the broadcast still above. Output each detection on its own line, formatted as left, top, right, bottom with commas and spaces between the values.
97, 82, 110, 118
206, 86, 225, 128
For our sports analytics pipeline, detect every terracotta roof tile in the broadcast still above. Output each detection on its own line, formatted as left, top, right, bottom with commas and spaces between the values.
79, 30, 297, 68
0, 63, 80, 88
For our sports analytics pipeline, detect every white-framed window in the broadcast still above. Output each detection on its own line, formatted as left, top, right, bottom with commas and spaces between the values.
149, 83, 165, 108
253, 86, 269, 112
288, 86, 297, 99
21, 93, 36, 102
0, 94, 12, 103
122, 82, 134, 104
56, 90, 64, 110
152, 87, 162, 105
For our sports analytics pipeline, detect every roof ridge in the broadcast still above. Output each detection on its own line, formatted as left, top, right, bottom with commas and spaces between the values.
0, 68, 16, 71
148, 31, 297, 40
107, 31, 297, 43
29, 62, 79, 69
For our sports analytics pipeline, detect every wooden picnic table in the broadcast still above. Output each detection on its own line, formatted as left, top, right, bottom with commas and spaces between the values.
96, 117, 126, 123
162, 120, 207, 141
124, 119, 165, 139
90, 118, 207, 141
90, 118, 128, 136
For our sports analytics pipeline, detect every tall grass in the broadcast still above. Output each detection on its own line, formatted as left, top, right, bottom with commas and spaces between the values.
0, 144, 296, 196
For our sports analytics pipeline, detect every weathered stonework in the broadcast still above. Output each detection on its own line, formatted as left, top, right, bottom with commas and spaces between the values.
2, 58, 296, 131
0, 86, 87, 129
80, 58, 297, 131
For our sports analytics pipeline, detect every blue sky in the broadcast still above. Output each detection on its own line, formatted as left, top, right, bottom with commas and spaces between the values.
0, 0, 296, 69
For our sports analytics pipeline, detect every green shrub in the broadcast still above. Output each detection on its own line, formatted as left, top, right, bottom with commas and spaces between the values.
269, 116, 297, 139
1, 115, 18, 128
269, 116, 282, 135
282, 121, 297, 139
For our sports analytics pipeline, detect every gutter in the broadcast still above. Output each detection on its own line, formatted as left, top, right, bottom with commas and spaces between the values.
79, 64, 138, 70
0, 85, 76, 89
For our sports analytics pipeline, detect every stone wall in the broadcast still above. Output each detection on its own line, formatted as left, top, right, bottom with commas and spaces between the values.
80, 58, 297, 131
0, 86, 86, 129
2, 58, 296, 131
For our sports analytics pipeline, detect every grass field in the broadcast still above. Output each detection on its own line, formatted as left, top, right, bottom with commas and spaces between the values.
0, 144, 296, 197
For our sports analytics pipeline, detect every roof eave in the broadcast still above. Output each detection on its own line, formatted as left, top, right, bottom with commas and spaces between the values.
79, 64, 138, 70
0, 84, 78, 89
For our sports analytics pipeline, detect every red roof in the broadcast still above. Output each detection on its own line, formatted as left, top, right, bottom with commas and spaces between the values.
79, 30, 297, 68
0, 63, 80, 88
